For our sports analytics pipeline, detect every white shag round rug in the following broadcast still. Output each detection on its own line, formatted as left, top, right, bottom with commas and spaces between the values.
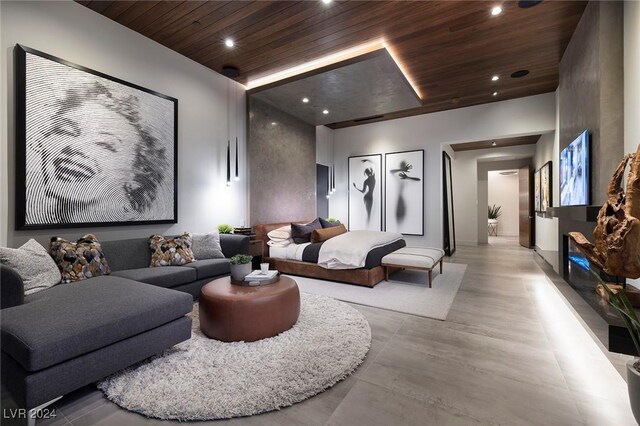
97, 293, 371, 421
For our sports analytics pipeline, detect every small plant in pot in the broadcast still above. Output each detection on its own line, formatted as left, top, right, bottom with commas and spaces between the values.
229, 254, 253, 281
488, 204, 502, 224
218, 224, 234, 234
594, 270, 640, 423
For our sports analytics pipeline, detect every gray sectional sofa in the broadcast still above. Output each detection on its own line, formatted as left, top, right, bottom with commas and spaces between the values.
0, 233, 249, 420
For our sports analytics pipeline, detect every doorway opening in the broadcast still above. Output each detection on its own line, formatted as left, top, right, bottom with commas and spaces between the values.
488, 169, 519, 246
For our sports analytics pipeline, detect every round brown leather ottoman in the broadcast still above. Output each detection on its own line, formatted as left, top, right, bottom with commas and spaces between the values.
199, 276, 300, 342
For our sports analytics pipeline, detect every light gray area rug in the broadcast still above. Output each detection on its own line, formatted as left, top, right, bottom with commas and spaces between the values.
98, 293, 370, 421
292, 262, 467, 320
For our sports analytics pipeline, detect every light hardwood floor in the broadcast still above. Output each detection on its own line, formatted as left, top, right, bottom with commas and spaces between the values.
2, 241, 636, 425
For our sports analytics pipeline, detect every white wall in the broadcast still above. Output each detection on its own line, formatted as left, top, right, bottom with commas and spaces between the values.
625, 1, 640, 156
329, 93, 556, 248
625, 1, 639, 289
0, 1, 247, 247
488, 171, 519, 236
533, 121, 560, 254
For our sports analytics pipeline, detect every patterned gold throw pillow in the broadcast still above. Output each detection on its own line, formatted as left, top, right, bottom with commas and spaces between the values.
49, 234, 111, 283
149, 233, 194, 267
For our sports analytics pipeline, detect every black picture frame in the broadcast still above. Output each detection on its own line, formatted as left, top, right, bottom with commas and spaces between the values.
14, 44, 178, 230
384, 149, 424, 236
348, 153, 382, 231
540, 161, 552, 212
442, 151, 456, 256
534, 168, 542, 213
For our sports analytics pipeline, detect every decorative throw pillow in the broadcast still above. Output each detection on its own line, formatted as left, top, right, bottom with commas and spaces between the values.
49, 234, 111, 283
150, 233, 194, 267
267, 225, 292, 242
192, 232, 225, 260
320, 217, 342, 229
0, 239, 61, 295
291, 218, 322, 244
311, 224, 347, 243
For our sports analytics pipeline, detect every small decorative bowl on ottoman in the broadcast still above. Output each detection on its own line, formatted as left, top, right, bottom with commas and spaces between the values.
199, 276, 300, 342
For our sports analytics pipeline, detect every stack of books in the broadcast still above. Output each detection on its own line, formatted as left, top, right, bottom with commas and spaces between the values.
244, 270, 279, 285
233, 227, 252, 236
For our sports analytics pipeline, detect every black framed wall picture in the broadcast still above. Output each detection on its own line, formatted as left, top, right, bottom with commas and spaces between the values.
348, 154, 382, 231
540, 161, 552, 212
534, 168, 542, 212
14, 44, 178, 230
385, 149, 424, 235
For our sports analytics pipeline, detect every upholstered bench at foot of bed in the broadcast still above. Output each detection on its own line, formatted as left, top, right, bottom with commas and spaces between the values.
381, 247, 445, 288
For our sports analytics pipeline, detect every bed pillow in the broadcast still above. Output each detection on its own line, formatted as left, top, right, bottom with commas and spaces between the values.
320, 218, 342, 229
192, 232, 225, 259
49, 234, 111, 283
267, 225, 292, 242
311, 224, 347, 243
0, 239, 61, 295
150, 233, 194, 267
291, 218, 322, 244
267, 239, 292, 247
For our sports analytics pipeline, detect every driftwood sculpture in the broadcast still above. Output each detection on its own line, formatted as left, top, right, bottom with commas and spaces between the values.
568, 144, 640, 279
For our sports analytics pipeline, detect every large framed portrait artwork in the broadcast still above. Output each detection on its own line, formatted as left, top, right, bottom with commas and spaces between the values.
348, 154, 382, 231
14, 45, 178, 230
385, 149, 424, 235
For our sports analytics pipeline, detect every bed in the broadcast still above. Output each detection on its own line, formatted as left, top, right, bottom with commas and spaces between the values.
254, 221, 406, 287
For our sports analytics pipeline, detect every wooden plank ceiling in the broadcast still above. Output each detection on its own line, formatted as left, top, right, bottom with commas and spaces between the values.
450, 135, 541, 152
77, 1, 587, 128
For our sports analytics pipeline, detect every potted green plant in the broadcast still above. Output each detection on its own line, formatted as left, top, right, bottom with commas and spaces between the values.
488, 204, 502, 224
218, 224, 234, 234
595, 271, 640, 423
229, 254, 253, 281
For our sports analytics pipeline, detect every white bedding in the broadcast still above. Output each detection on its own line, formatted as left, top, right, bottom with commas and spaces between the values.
317, 230, 403, 269
268, 243, 310, 261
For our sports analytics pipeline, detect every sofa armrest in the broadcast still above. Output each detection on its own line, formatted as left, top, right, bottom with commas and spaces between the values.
220, 234, 250, 258
1, 265, 25, 309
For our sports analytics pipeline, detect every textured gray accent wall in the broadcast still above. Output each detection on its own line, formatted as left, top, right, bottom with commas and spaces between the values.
248, 97, 316, 225
558, 1, 624, 206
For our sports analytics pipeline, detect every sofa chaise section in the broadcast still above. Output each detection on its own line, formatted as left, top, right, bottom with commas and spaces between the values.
0, 269, 193, 410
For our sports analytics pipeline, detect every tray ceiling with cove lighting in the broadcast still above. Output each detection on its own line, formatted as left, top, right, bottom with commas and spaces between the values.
249, 48, 421, 126
77, 0, 587, 128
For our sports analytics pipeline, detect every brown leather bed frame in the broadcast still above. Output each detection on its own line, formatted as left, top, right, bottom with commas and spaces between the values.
254, 222, 386, 288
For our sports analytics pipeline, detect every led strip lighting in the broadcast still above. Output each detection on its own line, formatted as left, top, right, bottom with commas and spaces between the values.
246, 39, 422, 100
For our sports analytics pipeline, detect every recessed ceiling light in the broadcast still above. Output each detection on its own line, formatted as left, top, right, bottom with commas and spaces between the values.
491, 6, 503, 16
322, 0, 332, 4
302, 97, 310, 103
492, 91, 498, 96
511, 69, 530, 78
224, 38, 234, 48
322, 109, 329, 115
491, 75, 499, 81
271, 122, 277, 126
492, 141, 497, 146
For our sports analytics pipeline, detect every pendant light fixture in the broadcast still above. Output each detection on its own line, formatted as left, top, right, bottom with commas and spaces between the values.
331, 130, 336, 193
235, 83, 240, 181
226, 79, 231, 187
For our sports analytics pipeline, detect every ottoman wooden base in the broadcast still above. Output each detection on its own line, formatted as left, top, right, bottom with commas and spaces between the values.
382, 247, 445, 288
199, 276, 300, 342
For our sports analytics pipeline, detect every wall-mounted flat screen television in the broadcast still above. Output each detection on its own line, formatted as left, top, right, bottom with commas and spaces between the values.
560, 130, 590, 206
